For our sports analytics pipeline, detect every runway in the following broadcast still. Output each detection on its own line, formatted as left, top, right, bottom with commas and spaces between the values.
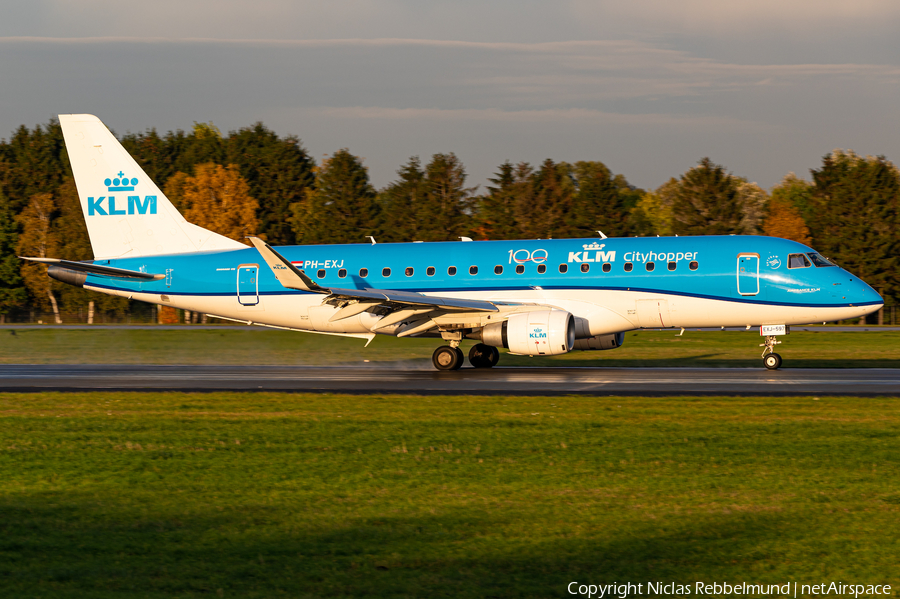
1, 364, 898, 395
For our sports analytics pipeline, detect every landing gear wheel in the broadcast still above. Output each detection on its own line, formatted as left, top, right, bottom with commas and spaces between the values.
487, 345, 500, 367
764, 353, 782, 370
433, 345, 464, 371
468, 343, 499, 368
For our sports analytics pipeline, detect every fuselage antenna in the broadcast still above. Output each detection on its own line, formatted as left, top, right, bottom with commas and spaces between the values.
366, 236, 377, 245
597, 230, 608, 239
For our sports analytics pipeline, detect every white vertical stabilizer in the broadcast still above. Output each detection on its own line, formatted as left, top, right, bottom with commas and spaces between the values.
59, 114, 246, 259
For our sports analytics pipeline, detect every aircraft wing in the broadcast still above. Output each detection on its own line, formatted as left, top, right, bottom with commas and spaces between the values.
247, 237, 499, 313
20, 257, 165, 280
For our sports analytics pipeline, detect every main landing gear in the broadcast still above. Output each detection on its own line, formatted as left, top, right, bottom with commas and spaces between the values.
760, 335, 783, 370
432, 345, 464, 371
468, 343, 500, 369
432, 343, 500, 371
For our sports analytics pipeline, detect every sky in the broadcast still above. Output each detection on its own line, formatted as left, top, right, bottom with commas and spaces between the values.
1, 0, 899, 192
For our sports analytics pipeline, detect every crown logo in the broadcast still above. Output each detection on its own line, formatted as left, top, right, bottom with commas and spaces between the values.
582, 242, 605, 250
104, 171, 138, 192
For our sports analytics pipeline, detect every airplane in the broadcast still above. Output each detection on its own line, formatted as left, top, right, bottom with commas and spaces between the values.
22, 114, 884, 371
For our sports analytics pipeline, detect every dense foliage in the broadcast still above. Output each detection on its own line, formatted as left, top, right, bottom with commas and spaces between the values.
1, 119, 898, 320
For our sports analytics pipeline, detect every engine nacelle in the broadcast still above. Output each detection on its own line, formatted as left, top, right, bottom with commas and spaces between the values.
573, 332, 625, 351
481, 310, 575, 356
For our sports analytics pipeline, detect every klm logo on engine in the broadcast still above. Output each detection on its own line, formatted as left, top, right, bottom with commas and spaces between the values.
529, 326, 548, 340
88, 172, 157, 216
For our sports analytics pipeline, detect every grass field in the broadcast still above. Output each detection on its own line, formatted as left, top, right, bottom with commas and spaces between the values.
1, 391, 898, 597
2, 327, 900, 367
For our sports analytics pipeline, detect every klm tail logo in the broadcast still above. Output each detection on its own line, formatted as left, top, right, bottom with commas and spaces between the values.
88, 172, 157, 216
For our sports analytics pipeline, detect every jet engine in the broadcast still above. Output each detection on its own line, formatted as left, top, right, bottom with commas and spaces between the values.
480, 310, 575, 356
573, 332, 625, 351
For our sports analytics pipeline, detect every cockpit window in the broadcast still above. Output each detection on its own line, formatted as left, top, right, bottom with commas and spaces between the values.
807, 252, 835, 267
788, 253, 811, 269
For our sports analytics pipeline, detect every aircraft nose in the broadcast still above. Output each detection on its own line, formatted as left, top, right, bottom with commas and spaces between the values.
860, 282, 884, 307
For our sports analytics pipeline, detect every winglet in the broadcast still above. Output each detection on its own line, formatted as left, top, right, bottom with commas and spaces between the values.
246, 236, 329, 294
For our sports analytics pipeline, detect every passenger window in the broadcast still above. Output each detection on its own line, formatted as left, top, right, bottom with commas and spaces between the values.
667, 262, 676, 271
338, 268, 347, 278
689, 261, 698, 271
317, 269, 326, 279
405, 267, 414, 277
382, 267, 391, 277
426, 266, 435, 276
537, 264, 547, 274
359, 268, 368, 277
515, 264, 525, 274
559, 264, 568, 274
494, 265, 503, 275
602, 263, 611, 273
624, 262, 633, 272
788, 253, 811, 269
646, 262, 655, 272
448, 266, 457, 276
469, 265, 478, 275
580, 263, 590, 273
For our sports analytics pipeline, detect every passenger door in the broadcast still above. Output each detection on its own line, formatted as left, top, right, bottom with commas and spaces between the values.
237, 264, 260, 306
737, 254, 759, 296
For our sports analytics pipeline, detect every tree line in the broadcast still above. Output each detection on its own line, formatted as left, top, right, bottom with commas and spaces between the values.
1, 119, 897, 322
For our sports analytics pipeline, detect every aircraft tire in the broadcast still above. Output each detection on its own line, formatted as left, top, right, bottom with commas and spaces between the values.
468, 343, 496, 368
433, 346, 464, 371
487, 346, 500, 367
764, 353, 782, 370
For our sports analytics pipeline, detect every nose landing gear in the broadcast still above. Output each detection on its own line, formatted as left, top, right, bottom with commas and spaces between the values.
761, 335, 783, 370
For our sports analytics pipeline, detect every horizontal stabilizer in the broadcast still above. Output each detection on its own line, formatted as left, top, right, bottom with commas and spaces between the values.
20, 257, 165, 280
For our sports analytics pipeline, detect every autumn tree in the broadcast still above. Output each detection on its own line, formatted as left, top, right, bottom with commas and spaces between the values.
289, 150, 378, 245
772, 172, 815, 224
16, 193, 62, 323
521, 159, 575, 239
0, 187, 26, 320
416, 153, 476, 241
736, 182, 769, 235
224, 123, 315, 245
637, 178, 677, 236
0, 120, 69, 212
165, 163, 259, 243
476, 161, 521, 240
808, 150, 900, 304
568, 161, 650, 238
377, 157, 428, 242
53, 178, 129, 319
671, 158, 744, 235
763, 174, 812, 245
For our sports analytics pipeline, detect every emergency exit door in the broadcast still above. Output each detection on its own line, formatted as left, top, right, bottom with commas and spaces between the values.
237, 264, 259, 305
737, 254, 759, 296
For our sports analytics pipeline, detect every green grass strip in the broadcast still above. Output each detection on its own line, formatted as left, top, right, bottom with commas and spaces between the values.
1, 392, 898, 597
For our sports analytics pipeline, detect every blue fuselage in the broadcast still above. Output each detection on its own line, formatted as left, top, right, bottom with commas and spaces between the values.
86, 235, 882, 312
